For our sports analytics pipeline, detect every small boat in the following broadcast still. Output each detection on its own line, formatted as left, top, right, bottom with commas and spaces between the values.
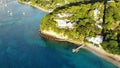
22, 12, 25, 15
8, 10, 10, 13
9, 12, 13, 16
4, 4, 7, 7
0, 1, 2, 4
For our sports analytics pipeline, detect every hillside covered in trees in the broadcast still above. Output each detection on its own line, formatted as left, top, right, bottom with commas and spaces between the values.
102, 1, 120, 54
41, 1, 104, 42
20, 0, 120, 55
40, 0, 120, 55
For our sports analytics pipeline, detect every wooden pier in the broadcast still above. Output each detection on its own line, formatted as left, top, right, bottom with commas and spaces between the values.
72, 44, 84, 53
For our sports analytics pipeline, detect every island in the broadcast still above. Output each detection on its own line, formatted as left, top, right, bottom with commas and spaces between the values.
19, 0, 120, 67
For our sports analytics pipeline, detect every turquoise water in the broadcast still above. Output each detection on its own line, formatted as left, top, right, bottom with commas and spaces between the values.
0, 0, 118, 68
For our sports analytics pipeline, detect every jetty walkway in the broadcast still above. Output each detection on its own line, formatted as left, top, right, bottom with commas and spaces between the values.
72, 44, 84, 53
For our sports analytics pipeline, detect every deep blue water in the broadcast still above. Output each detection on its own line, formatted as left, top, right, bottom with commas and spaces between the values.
0, 0, 118, 68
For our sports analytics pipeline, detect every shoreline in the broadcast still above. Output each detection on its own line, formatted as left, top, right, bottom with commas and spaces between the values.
40, 30, 84, 46
18, 1, 50, 13
83, 45, 120, 67
18, 1, 120, 67
40, 30, 120, 67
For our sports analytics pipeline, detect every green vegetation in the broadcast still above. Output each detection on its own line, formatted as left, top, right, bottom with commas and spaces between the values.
40, 1, 104, 43
102, 1, 120, 54
19, 0, 120, 55
40, 0, 120, 55
19, 0, 84, 11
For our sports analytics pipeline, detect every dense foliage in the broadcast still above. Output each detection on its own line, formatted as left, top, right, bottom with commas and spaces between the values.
20, 0, 120, 55
102, 1, 120, 54
40, 2, 104, 43
41, 0, 120, 54
19, 0, 84, 10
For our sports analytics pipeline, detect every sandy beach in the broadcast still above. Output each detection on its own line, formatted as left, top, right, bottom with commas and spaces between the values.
41, 30, 120, 67
83, 44, 120, 67
18, 1, 120, 67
